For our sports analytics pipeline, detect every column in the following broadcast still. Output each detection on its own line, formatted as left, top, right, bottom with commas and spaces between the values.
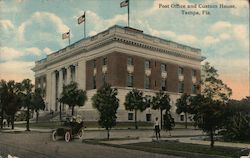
51, 71, 56, 111
66, 66, 71, 84
46, 71, 52, 112
58, 69, 63, 98
75, 64, 78, 83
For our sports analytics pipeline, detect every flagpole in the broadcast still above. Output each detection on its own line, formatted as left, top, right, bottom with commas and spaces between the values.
69, 30, 71, 45
84, 11, 86, 38
128, 0, 130, 27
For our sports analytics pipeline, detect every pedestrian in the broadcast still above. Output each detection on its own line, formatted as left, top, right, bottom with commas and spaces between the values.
154, 117, 160, 140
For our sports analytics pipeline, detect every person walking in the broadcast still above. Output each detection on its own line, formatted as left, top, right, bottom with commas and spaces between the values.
154, 117, 160, 140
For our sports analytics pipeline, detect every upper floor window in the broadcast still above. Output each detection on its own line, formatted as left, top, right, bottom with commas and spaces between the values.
192, 69, 196, 77
192, 84, 197, 94
102, 74, 107, 85
178, 67, 184, 75
127, 74, 133, 87
161, 64, 167, 72
178, 81, 184, 93
127, 57, 133, 65
92, 76, 96, 89
144, 60, 150, 69
103, 57, 107, 65
161, 79, 167, 91
93, 60, 96, 68
144, 76, 150, 89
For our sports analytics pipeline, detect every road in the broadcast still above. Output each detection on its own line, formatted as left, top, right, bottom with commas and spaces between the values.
0, 132, 183, 158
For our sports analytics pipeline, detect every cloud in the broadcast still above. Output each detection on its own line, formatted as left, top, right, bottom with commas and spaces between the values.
0, 47, 23, 61
32, 12, 69, 33
17, 11, 69, 41
210, 21, 249, 49
177, 35, 198, 44
210, 21, 232, 31
232, 24, 249, 49
77, 10, 127, 36
43, 47, 53, 55
0, 61, 34, 82
202, 36, 220, 46
0, 20, 14, 30
25, 47, 41, 56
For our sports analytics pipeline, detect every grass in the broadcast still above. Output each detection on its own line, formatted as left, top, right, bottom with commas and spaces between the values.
122, 141, 242, 158
14, 121, 153, 129
84, 140, 244, 158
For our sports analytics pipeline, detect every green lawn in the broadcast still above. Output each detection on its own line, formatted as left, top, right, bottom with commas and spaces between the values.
120, 141, 243, 158
14, 121, 153, 129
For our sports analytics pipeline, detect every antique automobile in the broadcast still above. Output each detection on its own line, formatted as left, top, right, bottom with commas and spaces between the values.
52, 117, 85, 142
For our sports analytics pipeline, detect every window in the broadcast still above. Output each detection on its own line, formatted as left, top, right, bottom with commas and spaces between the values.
144, 60, 150, 69
92, 76, 96, 89
92, 60, 96, 68
102, 74, 107, 85
144, 76, 150, 89
127, 57, 133, 65
180, 115, 184, 121
161, 63, 166, 72
146, 114, 152, 122
178, 81, 184, 93
192, 84, 196, 94
161, 79, 166, 91
192, 69, 196, 77
127, 74, 133, 87
178, 67, 184, 75
128, 113, 133, 120
103, 57, 107, 65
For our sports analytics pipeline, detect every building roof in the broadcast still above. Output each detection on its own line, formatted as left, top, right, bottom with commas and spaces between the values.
34, 25, 205, 70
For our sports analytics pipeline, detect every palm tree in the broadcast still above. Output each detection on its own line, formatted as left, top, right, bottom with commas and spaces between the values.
152, 90, 171, 129
59, 82, 87, 116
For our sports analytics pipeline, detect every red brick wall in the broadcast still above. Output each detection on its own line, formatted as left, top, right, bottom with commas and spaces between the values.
85, 52, 201, 94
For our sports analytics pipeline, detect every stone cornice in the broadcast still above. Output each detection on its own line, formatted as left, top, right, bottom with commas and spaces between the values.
33, 25, 204, 71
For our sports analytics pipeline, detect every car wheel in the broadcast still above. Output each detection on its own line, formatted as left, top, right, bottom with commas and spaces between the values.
65, 131, 71, 142
78, 128, 85, 140
52, 130, 57, 141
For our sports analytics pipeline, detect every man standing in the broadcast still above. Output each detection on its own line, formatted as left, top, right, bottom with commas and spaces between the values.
154, 117, 160, 140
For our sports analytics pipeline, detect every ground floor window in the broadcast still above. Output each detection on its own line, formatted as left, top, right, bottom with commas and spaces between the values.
146, 114, 151, 122
180, 114, 184, 121
128, 113, 133, 120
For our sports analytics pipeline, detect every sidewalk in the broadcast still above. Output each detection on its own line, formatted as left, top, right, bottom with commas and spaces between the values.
104, 136, 250, 149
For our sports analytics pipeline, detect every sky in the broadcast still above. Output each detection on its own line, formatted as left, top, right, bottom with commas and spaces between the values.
0, 0, 249, 100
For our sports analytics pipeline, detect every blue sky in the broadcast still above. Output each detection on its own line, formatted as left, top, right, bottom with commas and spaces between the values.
0, 0, 249, 99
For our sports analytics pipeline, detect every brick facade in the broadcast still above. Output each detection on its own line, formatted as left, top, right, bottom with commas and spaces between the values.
86, 52, 201, 94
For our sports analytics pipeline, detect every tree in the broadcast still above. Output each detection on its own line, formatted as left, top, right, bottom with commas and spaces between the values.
188, 63, 232, 148
176, 93, 190, 128
92, 83, 119, 140
124, 89, 146, 129
0, 80, 22, 129
152, 91, 171, 129
59, 82, 87, 116
163, 111, 175, 135
219, 98, 250, 141
19, 79, 34, 131
190, 95, 226, 148
31, 88, 45, 123
0, 80, 7, 128
201, 62, 232, 101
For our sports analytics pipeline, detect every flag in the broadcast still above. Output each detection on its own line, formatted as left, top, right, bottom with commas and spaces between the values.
120, 0, 128, 8
62, 31, 70, 39
78, 13, 85, 24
